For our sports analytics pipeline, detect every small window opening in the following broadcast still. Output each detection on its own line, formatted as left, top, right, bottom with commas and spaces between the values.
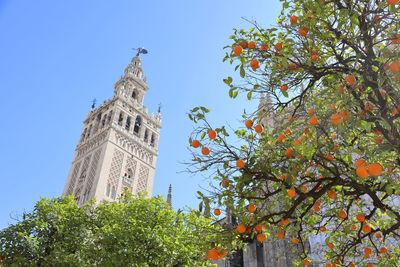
118, 112, 124, 126
126, 116, 131, 130
134, 116, 141, 134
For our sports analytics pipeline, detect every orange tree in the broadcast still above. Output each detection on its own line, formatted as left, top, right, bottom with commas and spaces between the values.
188, 0, 400, 266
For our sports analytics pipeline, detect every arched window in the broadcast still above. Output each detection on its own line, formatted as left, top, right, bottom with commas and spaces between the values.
131, 90, 137, 100
134, 116, 141, 134
118, 112, 124, 126
144, 130, 149, 142
107, 111, 113, 125
126, 116, 131, 130
150, 134, 155, 146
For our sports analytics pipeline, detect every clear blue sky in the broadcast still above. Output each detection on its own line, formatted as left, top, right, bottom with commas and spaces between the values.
0, 0, 281, 229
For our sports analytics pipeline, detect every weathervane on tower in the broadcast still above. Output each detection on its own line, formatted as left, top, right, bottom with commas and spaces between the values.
132, 47, 148, 56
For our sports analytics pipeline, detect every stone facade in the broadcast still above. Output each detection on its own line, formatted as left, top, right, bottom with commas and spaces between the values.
62, 56, 162, 205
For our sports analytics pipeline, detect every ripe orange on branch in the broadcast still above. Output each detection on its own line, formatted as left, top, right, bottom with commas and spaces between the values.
309, 117, 319, 126
208, 130, 217, 139
214, 209, 221, 216
367, 163, 383, 176
248, 204, 256, 213
236, 159, 245, 168
233, 45, 243, 55
248, 41, 256, 49
245, 120, 253, 128
387, 0, 399, 5
250, 59, 260, 70
191, 140, 200, 148
254, 124, 263, 133
202, 147, 210, 155
345, 75, 356, 86
290, 15, 298, 24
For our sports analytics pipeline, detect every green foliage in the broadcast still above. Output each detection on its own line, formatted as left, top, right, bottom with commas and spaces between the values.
0, 193, 220, 266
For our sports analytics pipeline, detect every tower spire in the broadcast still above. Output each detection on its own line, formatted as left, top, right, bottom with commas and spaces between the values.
166, 184, 172, 208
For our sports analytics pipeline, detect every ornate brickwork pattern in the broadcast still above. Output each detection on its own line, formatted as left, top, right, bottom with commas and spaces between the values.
66, 162, 81, 196
82, 149, 101, 201
107, 149, 124, 189
135, 164, 149, 194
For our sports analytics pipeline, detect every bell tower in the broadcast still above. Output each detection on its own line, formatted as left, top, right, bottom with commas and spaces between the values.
62, 54, 162, 205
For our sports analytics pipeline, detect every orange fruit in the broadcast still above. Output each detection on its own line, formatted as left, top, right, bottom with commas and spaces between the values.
365, 247, 372, 254
282, 218, 289, 225
257, 233, 266, 242
351, 224, 357, 230
278, 134, 286, 142
302, 185, 308, 191
281, 84, 288, 91
308, 109, 315, 115
328, 190, 336, 199
288, 189, 296, 198
392, 34, 400, 44
326, 154, 334, 161
328, 242, 335, 249
208, 130, 217, 139
277, 232, 285, 239
221, 180, 229, 187
255, 124, 263, 133
245, 119, 253, 128
290, 16, 298, 24
304, 128, 310, 134
356, 213, 365, 222
237, 224, 246, 234
255, 225, 263, 233
309, 117, 319, 126
191, 140, 200, 148
202, 147, 210, 155
355, 158, 367, 168
288, 63, 299, 71
275, 43, 283, 51
285, 129, 292, 135
250, 59, 260, 70
320, 226, 327, 232
357, 166, 369, 178
248, 41, 256, 49
292, 238, 299, 244
298, 27, 309, 37
260, 44, 269, 51
236, 159, 245, 168
390, 61, 400, 73
331, 114, 342, 125
338, 210, 347, 218
345, 75, 356, 85
214, 209, 221, 216
248, 204, 256, 213
367, 163, 383, 176
294, 140, 302, 146
240, 41, 248, 48
362, 224, 371, 233
376, 232, 382, 238
233, 45, 243, 55
387, 0, 399, 5
286, 148, 294, 157
333, 144, 339, 151
380, 247, 388, 253
375, 137, 382, 144
289, 116, 294, 122
338, 85, 344, 93
303, 259, 310, 266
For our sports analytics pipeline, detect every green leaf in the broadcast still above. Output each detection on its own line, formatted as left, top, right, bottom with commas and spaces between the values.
240, 65, 245, 78
247, 92, 252, 100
